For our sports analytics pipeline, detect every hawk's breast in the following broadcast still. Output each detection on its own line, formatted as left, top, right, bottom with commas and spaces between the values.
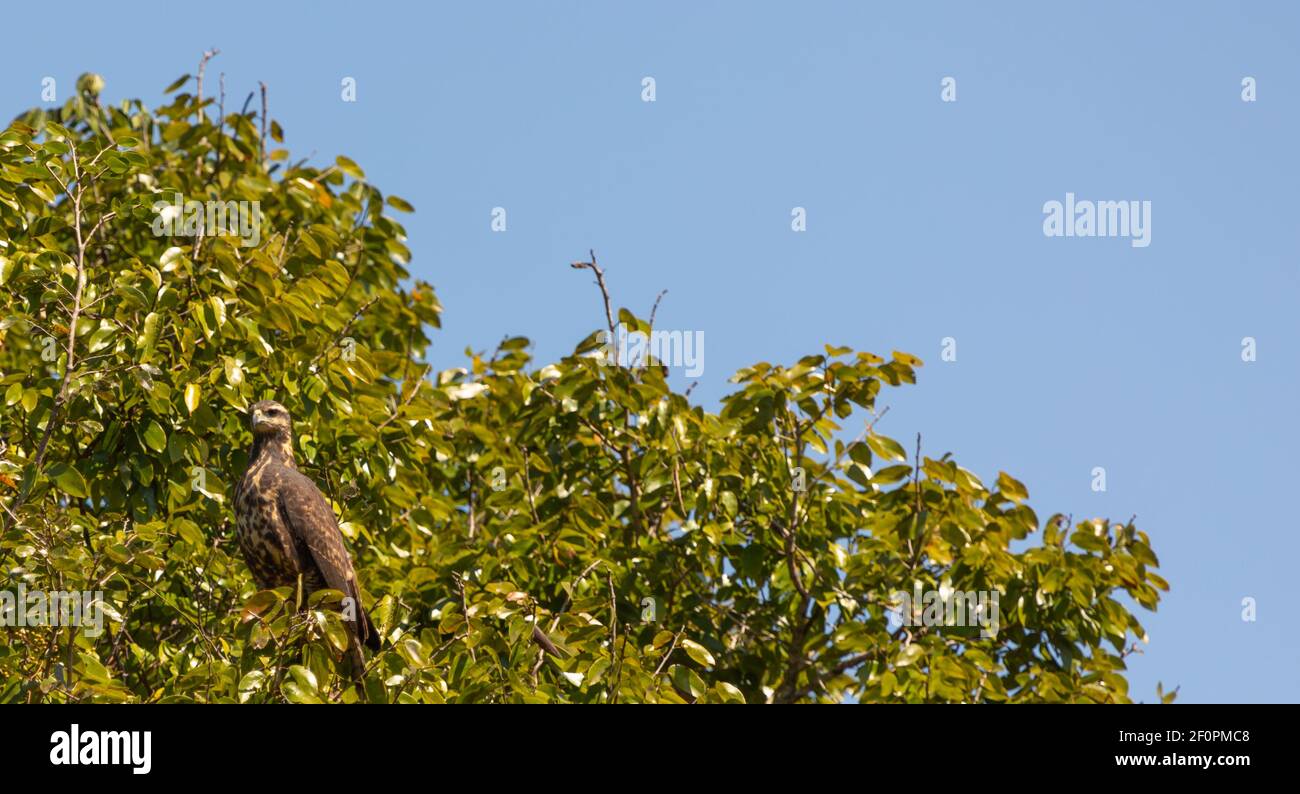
235, 458, 298, 588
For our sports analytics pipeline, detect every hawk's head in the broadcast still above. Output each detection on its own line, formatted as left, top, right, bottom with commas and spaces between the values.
249, 399, 292, 440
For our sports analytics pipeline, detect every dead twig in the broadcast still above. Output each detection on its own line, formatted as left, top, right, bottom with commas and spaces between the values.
569, 250, 617, 363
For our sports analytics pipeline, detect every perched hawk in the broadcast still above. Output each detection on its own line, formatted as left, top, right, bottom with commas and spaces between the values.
234, 399, 380, 682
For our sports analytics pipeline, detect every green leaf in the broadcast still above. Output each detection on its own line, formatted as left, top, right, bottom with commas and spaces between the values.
184, 383, 201, 414
867, 433, 908, 462
46, 463, 88, 499
385, 195, 415, 212
681, 639, 716, 667
669, 665, 707, 699
241, 590, 283, 623
142, 420, 167, 452
322, 611, 351, 653
996, 471, 1029, 503
163, 73, 192, 93
282, 681, 323, 704
895, 643, 925, 668
714, 681, 746, 703
238, 670, 267, 702
335, 155, 365, 180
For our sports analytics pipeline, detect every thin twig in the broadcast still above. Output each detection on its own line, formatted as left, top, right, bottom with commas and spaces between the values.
457, 574, 475, 663
652, 628, 685, 677
605, 572, 619, 703
308, 296, 379, 370
376, 364, 431, 431
195, 49, 220, 182
519, 445, 540, 524
569, 250, 617, 363
466, 471, 477, 540
258, 81, 268, 166
196, 48, 219, 110
648, 289, 668, 332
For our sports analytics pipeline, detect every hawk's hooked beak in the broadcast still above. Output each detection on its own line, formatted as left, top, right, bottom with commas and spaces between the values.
251, 410, 266, 427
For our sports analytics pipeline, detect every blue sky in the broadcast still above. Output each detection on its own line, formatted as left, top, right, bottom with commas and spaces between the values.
4, 1, 1296, 702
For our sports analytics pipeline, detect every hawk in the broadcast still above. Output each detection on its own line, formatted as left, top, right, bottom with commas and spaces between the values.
234, 399, 380, 684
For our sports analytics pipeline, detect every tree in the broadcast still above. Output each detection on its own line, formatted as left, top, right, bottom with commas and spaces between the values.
0, 68, 1168, 703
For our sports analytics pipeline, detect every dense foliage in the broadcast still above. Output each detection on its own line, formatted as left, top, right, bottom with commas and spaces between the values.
0, 70, 1168, 703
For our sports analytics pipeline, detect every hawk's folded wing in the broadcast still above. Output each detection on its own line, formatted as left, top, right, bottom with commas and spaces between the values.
277, 470, 378, 649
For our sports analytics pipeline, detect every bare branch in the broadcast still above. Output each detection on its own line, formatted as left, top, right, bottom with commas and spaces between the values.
196, 48, 220, 110
569, 250, 617, 362
259, 81, 269, 165
648, 288, 667, 332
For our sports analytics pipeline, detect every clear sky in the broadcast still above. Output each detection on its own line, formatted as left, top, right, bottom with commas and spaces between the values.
4, 1, 1296, 703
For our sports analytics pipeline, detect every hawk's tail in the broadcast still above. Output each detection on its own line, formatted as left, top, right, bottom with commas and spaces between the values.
359, 604, 381, 651
346, 603, 381, 698
346, 643, 368, 696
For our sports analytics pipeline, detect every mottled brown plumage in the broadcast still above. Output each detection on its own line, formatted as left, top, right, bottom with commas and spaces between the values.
234, 400, 380, 679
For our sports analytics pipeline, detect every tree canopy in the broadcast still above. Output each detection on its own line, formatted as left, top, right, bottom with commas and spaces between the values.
0, 70, 1168, 703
